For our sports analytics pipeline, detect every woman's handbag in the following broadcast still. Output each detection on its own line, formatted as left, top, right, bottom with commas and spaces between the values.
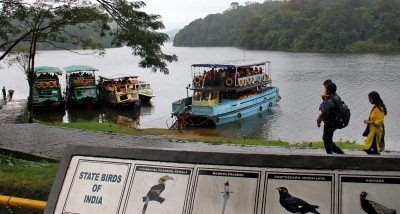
380, 124, 385, 152
362, 125, 370, 137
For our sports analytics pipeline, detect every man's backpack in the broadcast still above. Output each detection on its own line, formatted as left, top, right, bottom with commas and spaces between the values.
335, 101, 351, 129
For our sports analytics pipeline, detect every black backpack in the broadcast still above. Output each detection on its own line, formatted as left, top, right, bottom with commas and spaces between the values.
334, 100, 351, 129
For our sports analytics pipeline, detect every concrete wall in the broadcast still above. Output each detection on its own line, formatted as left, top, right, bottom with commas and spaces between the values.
45, 145, 400, 214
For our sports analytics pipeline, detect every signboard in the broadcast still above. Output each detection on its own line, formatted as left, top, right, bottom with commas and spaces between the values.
55, 158, 132, 214
45, 146, 400, 214
122, 164, 194, 214
189, 168, 261, 214
340, 175, 400, 213
264, 172, 334, 214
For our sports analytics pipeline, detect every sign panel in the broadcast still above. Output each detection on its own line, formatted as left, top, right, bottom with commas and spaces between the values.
340, 175, 400, 213
55, 158, 132, 214
189, 168, 261, 214
263, 172, 334, 214
45, 146, 400, 214
122, 164, 194, 214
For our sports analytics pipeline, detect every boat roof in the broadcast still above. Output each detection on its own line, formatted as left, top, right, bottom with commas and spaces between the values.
34, 66, 63, 74
99, 74, 139, 80
63, 65, 98, 73
192, 60, 270, 69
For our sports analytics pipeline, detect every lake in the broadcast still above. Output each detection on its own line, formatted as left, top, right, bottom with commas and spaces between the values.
1, 44, 399, 150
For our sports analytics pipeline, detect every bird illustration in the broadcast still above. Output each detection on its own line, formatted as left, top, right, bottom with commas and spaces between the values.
221, 181, 233, 214
360, 191, 396, 214
141, 175, 174, 214
276, 187, 320, 214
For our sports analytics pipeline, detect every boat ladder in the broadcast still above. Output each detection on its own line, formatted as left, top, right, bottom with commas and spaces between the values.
168, 107, 190, 130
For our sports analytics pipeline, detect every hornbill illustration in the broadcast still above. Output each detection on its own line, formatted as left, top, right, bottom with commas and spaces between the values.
360, 191, 396, 214
221, 181, 233, 214
141, 175, 174, 214
276, 187, 320, 214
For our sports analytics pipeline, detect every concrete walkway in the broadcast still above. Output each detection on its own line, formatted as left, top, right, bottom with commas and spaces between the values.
2, 121, 385, 161
0, 100, 397, 161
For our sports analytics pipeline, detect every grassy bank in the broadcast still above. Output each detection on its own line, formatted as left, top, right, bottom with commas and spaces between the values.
0, 154, 58, 213
40, 121, 364, 150
0, 154, 57, 200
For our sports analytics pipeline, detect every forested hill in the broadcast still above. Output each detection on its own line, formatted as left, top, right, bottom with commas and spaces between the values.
173, 0, 400, 53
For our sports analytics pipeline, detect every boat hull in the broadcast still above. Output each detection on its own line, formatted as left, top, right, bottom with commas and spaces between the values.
66, 86, 99, 107
139, 94, 154, 102
33, 87, 65, 109
173, 87, 280, 126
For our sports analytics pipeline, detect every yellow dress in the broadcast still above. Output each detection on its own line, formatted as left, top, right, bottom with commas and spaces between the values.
364, 106, 385, 152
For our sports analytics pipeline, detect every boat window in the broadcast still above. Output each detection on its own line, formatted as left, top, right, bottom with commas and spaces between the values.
211, 91, 218, 100
194, 92, 201, 101
202, 92, 209, 101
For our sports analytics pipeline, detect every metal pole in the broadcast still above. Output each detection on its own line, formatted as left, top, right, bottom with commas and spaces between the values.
0, 195, 47, 211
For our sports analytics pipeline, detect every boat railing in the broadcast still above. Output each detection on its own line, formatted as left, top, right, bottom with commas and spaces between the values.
35, 80, 59, 89
236, 73, 269, 87
72, 77, 95, 86
192, 72, 271, 89
172, 97, 192, 115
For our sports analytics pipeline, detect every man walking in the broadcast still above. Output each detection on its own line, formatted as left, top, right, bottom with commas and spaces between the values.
317, 82, 345, 154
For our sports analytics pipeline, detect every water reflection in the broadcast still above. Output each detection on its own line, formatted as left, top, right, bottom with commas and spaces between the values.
34, 104, 141, 129
98, 105, 141, 129
33, 106, 66, 123
67, 106, 101, 123
138, 101, 154, 115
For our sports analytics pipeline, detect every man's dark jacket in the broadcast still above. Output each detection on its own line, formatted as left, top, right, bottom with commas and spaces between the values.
320, 94, 341, 126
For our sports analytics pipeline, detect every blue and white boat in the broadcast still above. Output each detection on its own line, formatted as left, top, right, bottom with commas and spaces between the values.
172, 60, 280, 126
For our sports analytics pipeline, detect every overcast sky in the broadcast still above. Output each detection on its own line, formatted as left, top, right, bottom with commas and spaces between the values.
141, 0, 265, 31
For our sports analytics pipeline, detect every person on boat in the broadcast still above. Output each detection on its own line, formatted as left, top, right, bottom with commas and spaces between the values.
194, 92, 201, 101
316, 82, 345, 154
363, 91, 387, 155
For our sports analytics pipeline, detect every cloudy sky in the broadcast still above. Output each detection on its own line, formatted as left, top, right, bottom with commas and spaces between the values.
141, 0, 265, 31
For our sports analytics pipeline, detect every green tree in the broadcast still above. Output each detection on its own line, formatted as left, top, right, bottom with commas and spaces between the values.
0, 0, 177, 122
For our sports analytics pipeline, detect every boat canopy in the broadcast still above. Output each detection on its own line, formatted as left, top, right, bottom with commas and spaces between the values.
34, 66, 63, 75
99, 74, 138, 81
192, 60, 270, 69
63, 65, 98, 73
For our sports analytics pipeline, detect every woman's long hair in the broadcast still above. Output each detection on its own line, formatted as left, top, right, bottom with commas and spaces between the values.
369, 91, 387, 115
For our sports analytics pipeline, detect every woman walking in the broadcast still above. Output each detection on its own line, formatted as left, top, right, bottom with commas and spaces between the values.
363, 91, 387, 155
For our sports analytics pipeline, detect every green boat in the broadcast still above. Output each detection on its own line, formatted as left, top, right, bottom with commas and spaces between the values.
33, 66, 64, 108
64, 65, 99, 107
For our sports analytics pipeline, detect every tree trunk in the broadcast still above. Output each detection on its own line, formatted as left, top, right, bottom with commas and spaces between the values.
28, 38, 37, 123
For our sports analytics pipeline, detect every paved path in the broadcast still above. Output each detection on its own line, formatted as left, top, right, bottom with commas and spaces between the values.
0, 100, 397, 161
0, 99, 26, 124
1, 122, 381, 161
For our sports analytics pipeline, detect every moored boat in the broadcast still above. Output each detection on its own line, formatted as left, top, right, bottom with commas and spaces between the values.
33, 66, 65, 108
64, 65, 99, 107
135, 79, 155, 101
98, 75, 140, 108
171, 60, 280, 126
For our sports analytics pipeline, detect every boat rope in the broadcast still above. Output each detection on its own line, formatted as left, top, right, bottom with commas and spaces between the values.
139, 113, 172, 128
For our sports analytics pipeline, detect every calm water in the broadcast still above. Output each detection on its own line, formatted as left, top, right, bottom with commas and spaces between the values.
1, 44, 400, 150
